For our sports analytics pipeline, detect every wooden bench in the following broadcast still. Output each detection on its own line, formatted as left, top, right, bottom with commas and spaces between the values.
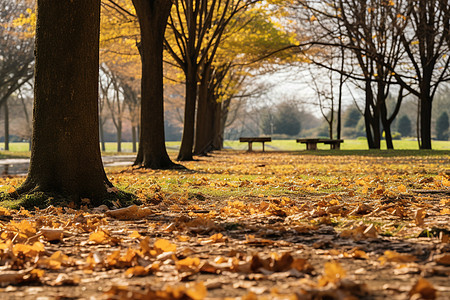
239, 137, 271, 152
297, 138, 344, 150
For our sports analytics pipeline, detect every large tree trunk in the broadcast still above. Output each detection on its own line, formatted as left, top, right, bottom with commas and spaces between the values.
177, 65, 197, 161
132, 0, 181, 169
17, 0, 113, 203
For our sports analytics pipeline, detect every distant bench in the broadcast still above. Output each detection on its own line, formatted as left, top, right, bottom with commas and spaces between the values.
239, 137, 271, 152
297, 138, 344, 150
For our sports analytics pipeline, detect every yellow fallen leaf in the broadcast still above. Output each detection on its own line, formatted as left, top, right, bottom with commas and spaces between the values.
379, 250, 417, 265
13, 242, 45, 257
125, 266, 150, 277
397, 184, 407, 193
176, 257, 201, 272
128, 231, 142, 239
154, 239, 177, 253
185, 282, 207, 300
318, 261, 346, 286
89, 230, 108, 244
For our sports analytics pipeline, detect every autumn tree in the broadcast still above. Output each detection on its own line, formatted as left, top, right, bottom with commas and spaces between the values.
393, 0, 450, 149
0, 0, 34, 116
192, 4, 298, 154
131, 0, 183, 169
298, 0, 407, 149
165, 0, 259, 161
15, 0, 116, 203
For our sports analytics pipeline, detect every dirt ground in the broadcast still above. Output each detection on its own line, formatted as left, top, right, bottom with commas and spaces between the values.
0, 151, 449, 299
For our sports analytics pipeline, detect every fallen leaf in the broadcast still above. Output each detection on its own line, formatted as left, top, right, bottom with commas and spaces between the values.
409, 277, 436, 299
154, 239, 177, 253
379, 250, 417, 265
415, 209, 426, 226
434, 254, 450, 266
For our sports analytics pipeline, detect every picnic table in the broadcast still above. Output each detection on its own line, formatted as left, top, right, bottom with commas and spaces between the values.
297, 138, 344, 150
239, 137, 271, 152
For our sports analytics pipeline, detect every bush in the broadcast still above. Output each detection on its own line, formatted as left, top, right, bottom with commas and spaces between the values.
397, 115, 411, 137
436, 111, 449, 141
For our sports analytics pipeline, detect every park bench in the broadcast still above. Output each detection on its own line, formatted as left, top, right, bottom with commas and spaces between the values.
297, 138, 344, 150
239, 137, 271, 152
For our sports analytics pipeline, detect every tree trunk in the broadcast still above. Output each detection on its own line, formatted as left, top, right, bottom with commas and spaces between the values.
4, 100, 9, 151
99, 117, 106, 152
212, 101, 222, 150
117, 121, 122, 152
194, 63, 215, 155
17, 0, 113, 203
420, 95, 433, 149
381, 105, 394, 150
131, 125, 137, 153
132, 0, 181, 169
177, 65, 197, 161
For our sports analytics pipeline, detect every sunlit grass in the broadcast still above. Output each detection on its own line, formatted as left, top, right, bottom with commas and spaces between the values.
0, 139, 448, 159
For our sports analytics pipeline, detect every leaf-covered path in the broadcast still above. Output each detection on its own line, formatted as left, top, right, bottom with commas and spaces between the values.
1, 151, 449, 299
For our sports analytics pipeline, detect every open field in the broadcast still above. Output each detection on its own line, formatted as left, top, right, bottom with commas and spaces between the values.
0, 150, 450, 299
0, 139, 449, 158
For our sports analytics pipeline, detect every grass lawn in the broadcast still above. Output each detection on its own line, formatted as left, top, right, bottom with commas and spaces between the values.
0, 139, 449, 158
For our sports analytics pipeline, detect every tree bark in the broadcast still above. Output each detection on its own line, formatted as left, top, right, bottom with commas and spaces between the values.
4, 100, 9, 151
194, 63, 216, 155
212, 101, 222, 150
131, 125, 137, 153
116, 121, 122, 152
17, 0, 113, 203
177, 65, 197, 161
420, 95, 433, 149
99, 117, 106, 152
132, 0, 181, 169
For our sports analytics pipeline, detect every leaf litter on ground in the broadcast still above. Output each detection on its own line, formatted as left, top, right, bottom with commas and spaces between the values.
0, 151, 449, 299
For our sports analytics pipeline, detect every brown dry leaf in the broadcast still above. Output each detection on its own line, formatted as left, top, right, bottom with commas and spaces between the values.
434, 254, 450, 265
0, 271, 25, 286
340, 224, 378, 240
37, 251, 73, 270
51, 273, 80, 286
291, 258, 315, 273
379, 250, 417, 265
106, 205, 152, 220
409, 277, 436, 300
199, 233, 226, 245
415, 208, 426, 226
39, 228, 66, 242
124, 265, 150, 277
271, 252, 293, 272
